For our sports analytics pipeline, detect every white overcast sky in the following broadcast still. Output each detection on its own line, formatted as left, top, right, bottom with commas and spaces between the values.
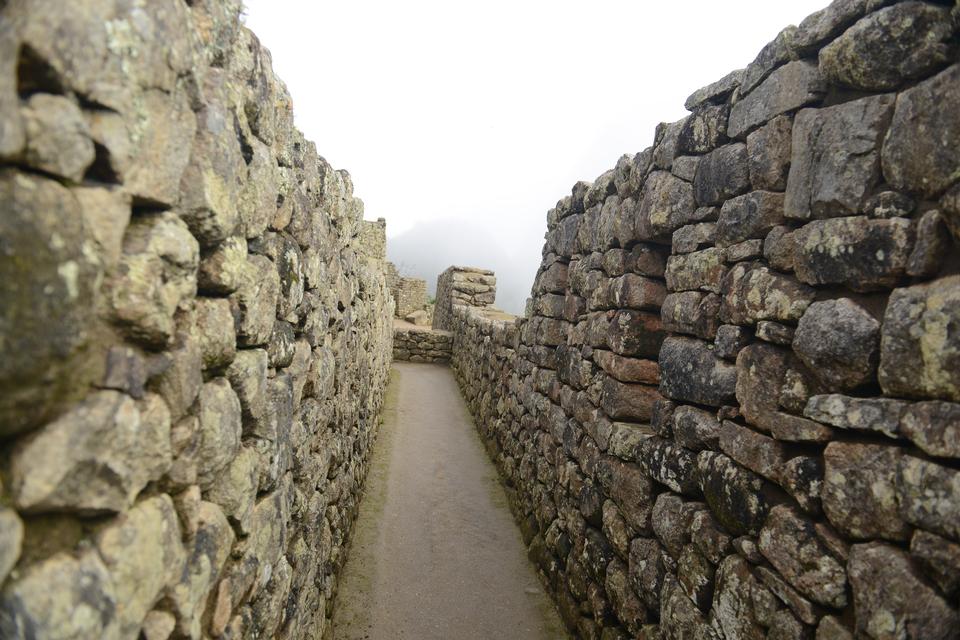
243, 1, 827, 310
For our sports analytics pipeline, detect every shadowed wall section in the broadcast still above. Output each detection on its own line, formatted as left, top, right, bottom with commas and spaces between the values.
451, 1, 960, 638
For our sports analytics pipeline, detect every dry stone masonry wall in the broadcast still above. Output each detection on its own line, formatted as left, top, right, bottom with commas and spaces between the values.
452, 2, 960, 639
393, 325, 453, 363
395, 277, 429, 321
432, 265, 498, 330
0, 1, 392, 639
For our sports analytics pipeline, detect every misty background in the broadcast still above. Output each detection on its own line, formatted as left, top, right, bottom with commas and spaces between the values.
243, 0, 827, 314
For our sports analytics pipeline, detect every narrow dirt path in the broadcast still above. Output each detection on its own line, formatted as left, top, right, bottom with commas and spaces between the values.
331, 362, 567, 640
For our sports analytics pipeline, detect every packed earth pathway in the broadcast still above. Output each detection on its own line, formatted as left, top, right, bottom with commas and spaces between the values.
332, 362, 567, 640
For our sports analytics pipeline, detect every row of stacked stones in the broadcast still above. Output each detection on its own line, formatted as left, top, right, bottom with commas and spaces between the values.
432, 265, 497, 330
452, 1, 960, 638
0, 1, 393, 639
392, 327, 453, 363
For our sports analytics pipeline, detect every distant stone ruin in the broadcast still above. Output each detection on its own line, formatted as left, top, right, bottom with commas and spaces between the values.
432, 265, 497, 330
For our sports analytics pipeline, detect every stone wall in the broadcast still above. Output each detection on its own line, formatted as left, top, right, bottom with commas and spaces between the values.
395, 276, 428, 319
432, 265, 498, 330
0, 2, 392, 639
393, 325, 453, 363
452, 2, 960, 639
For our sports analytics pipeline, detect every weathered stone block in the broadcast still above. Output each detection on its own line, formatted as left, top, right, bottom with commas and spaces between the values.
735, 342, 788, 430
879, 276, 960, 401
759, 505, 847, 608
21, 93, 95, 182
848, 542, 958, 640
718, 420, 786, 483
0, 550, 119, 639
673, 404, 720, 451
630, 537, 670, 612
716, 190, 785, 248
226, 349, 268, 432
600, 377, 660, 422
714, 324, 751, 361
763, 225, 797, 273
785, 95, 894, 220
178, 72, 245, 248
907, 209, 950, 278
677, 545, 715, 611
205, 445, 259, 532
651, 493, 706, 559
685, 68, 743, 110
268, 321, 297, 369
678, 103, 729, 155
637, 436, 700, 496
697, 451, 774, 536
822, 442, 909, 541
593, 351, 659, 385
536, 261, 569, 294
820, 3, 956, 91
231, 255, 280, 347
0, 22, 24, 160
792, 216, 914, 291
607, 310, 666, 359
689, 508, 733, 565
73, 186, 132, 272
110, 212, 200, 348
897, 455, 960, 541
720, 263, 815, 325
816, 616, 853, 640
728, 61, 826, 139
780, 455, 823, 515
792, 0, 869, 54
672, 222, 716, 254
900, 400, 960, 459
168, 501, 234, 637
693, 143, 749, 207
792, 298, 880, 391
661, 291, 721, 340
652, 118, 687, 170
665, 248, 726, 294
746, 115, 792, 191
10, 391, 171, 514
150, 333, 203, 421
672, 155, 700, 182
199, 236, 248, 295
659, 337, 737, 408
194, 297, 237, 370
660, 574, 716, 639
596, 456, 654, 533
724, 239, 764, 263
804, 394, 905, 439
95, 495, 185, 638
194, 378, 243, 489
754, 320, 793, 345
711, 554, 773, 639
0, 171, 103, 436
883, 64, 960, 198
239, 138, 279, 239
609, 274, 666, 311
636, 171, 696, 240
606, 558, 649, 634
